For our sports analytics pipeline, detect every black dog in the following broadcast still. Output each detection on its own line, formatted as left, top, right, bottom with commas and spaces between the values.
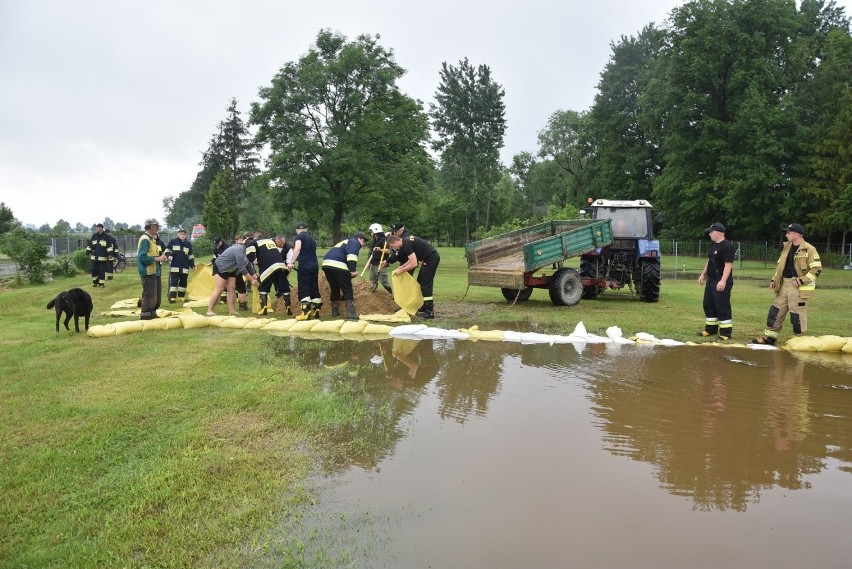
47, 288, 93, 332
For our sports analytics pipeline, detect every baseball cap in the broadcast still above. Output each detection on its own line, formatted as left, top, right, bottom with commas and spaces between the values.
390, 222, 405, 232
369, 223, 383, 233
784, 223, 804, 235
704, 222, 725, 234
353, 232, 367, 241
295, 223, 308, 230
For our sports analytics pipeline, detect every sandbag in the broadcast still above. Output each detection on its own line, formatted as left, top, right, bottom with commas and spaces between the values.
87, 324, 116, 338
816, 335, 847, 352
843, 340, 852, 354
362, 323, 393, 335
340, 320, 369, 334
206, 315, 232, 326
784, 336, 822, 352
141, 318, 169, 331
288, 320, 319, 332
111, 298, 141, 309
219, 317, 254, 329
112, 320, 146, 336
244, 317, 276, 330
178, 310, 210, 329
262, 319, 298, 332
391, 272, 423, 315
186, 263, 215, 301
361, 309, 411, 323
312, 320, 347, 333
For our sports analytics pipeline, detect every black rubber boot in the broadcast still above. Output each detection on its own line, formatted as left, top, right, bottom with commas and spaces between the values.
383, 284, 392, 293
345, 300, 359, 321
258, 293, 268, 316
331, 302, 340, 317
239, 301, 249, 311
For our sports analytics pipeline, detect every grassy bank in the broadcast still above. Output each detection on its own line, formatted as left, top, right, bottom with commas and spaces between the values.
2, 249, 850, 566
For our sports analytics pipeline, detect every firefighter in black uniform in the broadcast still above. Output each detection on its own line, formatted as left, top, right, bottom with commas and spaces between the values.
164, 228, 196, 303
368, 223, 392, 293
386, 233, 440, 319
86, 223, 113, 287
246, 232, 292, 316
104, 229, 118, 280
321, 232, 368, 320
274, 234, 294, 314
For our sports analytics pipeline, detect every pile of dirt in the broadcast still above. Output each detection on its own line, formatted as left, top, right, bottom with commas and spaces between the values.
272, 273, 398, 317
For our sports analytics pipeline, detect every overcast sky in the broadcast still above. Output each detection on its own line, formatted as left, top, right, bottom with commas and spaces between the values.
2, 0, 849, 229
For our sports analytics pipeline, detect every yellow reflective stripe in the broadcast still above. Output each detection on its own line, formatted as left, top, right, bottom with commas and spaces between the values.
260, 263, 287, 281
321, 259, 349, 271
346, 253, 358, 262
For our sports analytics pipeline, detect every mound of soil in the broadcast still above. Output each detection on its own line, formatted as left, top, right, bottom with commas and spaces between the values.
273, 273, 398, 317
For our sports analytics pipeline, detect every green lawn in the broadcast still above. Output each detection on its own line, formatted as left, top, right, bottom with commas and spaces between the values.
1, 250, 850, 567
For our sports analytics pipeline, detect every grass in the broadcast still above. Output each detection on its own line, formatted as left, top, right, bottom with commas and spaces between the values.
2, 249, 851, 567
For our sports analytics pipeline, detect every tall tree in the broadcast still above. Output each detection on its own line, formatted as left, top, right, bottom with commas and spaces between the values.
251, 30, 432, 242
202, 169, 239, 242
0, 202, 19, 235
537, 109, 593, 206
430, 58, 506, 238
586, 25, 666, 201
648, 0, 804, 236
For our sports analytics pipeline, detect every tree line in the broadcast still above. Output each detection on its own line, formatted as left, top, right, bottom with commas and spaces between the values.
160, 0, 850, 247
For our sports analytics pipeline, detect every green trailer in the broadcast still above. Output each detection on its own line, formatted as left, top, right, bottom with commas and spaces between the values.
465, 219, 613, 306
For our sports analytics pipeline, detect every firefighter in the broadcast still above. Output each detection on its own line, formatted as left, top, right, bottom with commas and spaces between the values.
697, 222, 734, 340
386, 233, 440, 319
368, 223, 392, 293
86, 223, 113, 287
288, 223, 322, 319
274, 234, 294, 314
104, 228, 118, 280
164, 228, 195, 303
752, 224, 822, 345
245, 231, 291, 316
321, 232, 368, 320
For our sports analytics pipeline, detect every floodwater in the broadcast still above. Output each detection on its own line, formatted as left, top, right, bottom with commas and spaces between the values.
276, 336, 852, 568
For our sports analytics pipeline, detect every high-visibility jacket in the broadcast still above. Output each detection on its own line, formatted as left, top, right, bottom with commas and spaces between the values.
165, 237, 195, 274
246, 237, 287, 282
86, 231, 113, 261
322, 237, 363, 273
771, 239, 822, 299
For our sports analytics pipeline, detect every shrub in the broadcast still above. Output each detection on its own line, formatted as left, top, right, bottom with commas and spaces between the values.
72, 249, 91, 272
46, 255, 79, 278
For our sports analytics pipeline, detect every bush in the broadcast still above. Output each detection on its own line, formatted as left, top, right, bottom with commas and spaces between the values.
0, 227, 50, 284
72, 249, 91, 272
45, 255, 80, 278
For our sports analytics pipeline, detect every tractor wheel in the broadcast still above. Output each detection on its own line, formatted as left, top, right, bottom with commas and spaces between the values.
579, 258, 602, 300
549, 268, 583, 306
501, 287, 533, 303
639, 260, 661, 302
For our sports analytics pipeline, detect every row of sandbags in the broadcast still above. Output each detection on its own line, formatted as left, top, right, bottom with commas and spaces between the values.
85, 310, 852, 354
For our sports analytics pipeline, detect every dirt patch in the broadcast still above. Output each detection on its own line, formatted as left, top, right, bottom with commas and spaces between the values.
274, 273, 398, 317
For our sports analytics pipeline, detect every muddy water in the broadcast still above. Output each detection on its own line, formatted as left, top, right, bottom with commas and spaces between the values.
283, 338, 852, 568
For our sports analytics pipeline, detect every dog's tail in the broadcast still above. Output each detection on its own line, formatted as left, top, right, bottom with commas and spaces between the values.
47, 299, 56, 309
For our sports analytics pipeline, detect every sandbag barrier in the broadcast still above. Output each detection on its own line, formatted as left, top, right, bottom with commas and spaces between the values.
84, 311, 852, 354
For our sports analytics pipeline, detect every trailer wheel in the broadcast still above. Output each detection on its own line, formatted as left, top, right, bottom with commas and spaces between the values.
549, 268, 583, 306
640, 260, 661, 302
501, 287, 533, 303
579, 258, 601, 299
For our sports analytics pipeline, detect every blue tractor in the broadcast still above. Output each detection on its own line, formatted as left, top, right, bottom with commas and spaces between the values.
579, 199, 661, 302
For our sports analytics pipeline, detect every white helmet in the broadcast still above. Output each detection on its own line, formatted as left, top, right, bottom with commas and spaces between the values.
369, 223, 383, 234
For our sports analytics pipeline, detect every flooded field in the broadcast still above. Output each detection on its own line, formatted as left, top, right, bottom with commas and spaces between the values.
277, 337, 852, 568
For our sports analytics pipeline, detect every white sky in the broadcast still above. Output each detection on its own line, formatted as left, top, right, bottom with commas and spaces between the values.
1, 0, 849, 229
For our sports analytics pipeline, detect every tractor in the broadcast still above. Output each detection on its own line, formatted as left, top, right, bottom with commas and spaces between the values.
579, 199, 661, 302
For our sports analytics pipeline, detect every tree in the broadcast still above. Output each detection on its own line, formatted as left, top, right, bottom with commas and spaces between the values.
163, 192, 201, 231
586, 25, 666, 201
537, 109, 593, 207
0, 202, 19, 235
202, 169, 239, 243
0, 226, 50, 283
430, 58, 506, 239
53, 219, 72, 234
251, 30, 432, 242
218, 98, 260, 200
74, 222, 87, 233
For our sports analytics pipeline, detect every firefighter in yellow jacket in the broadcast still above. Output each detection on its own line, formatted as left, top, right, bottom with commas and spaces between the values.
752, 224, 822, 345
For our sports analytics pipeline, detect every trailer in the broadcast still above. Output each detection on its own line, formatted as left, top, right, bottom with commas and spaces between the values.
465, 219, 613, 306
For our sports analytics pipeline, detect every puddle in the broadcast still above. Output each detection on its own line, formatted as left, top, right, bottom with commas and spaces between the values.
273, 338, 852, 568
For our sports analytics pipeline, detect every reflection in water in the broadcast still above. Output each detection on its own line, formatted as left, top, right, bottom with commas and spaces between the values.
270, 338, 852, 567
586, 348, 830, 511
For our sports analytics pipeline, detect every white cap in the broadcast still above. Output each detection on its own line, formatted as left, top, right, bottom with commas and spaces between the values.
369, 223, 383, 233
